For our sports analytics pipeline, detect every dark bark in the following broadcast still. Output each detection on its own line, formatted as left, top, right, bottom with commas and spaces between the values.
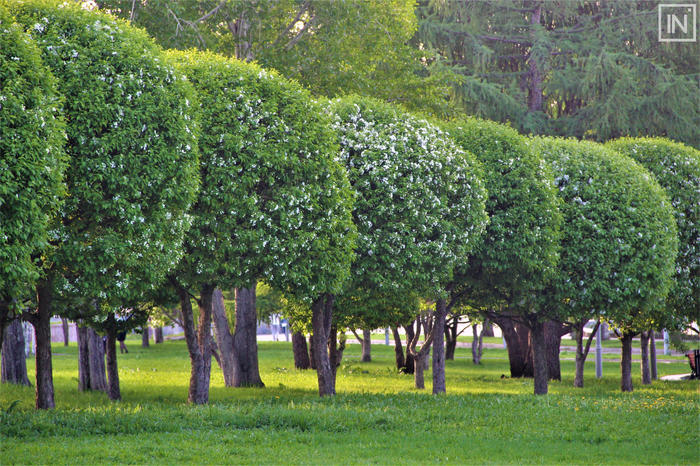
1, 319, 31, 386
177, 283, 212, 404
640, 330, 651, 385
544, 321, 563, 381
620, 332, 634, 392
232, 284, 264, 387
530, 320, 548, 395
154, 327, 163, 344
414, 352, 426, 389
61, 318, 70, 346
141, 327, 150, 347
105, 329, 120, 401
527, 4, 544, 112
360, 328, 371, 362
34, 279, 55, 409
211, 288, 235, 387
573, 320, 595, 388
328, 326, 345, 375
402, 323, 415, 374
292, 332, 311, 369
391, 326, 405, 371
308, 334, 317, 370
493, 316, 533, 377
311, 294, 335, 396
471, 324, 482, 365
77, 325, 90, 391
650, 330, 658, 380
432, 299, 448, 394
444, 316, 457, 361
86, 327, 107, 392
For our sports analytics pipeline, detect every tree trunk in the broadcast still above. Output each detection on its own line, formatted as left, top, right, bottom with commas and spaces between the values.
471, 324, 482, 365
574, 322, 585, 388
444, 316, 457, 361
620, 332, 634, 392
650, 330, 658, 380
527, 4, 544, 112
86, 327, 107, 392
640, 330, 651, 385
329, 326, 345, 375
402, 323, 415, 374
544, 321, 563, 381
360, 328, 371, 362
308, 334, 317, 370
292, 331, 311, 369
494, 316, 533, 377
481, 319, 494, 337
211, 288, 235, 387
105, 329, 120, 401
61, 318, 70, 346
34, 279, 55, 409
432, 299, 447, 394
232, 284, 264, 387
311, 294, 335, 396
530, 320, 548, 395
141, 327, 150, 348
154, 327, 163, 344
391, 326, 405, 371
177, 283, 212, 404
414, 352, 426, 389
1, 319, 31, 386
77, 325, 90, 391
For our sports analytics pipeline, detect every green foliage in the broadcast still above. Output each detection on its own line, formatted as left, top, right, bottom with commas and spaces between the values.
533, 138, 678, 331
97, 0, 456, 117
606, 138, 700, 328
443, 118, 561, 310
169, 50, 355, 299
0, 4, 65, 304
7, 0, 200, 305
328, 96, 489, 303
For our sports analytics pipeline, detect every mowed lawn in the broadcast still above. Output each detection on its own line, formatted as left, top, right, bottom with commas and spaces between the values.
1, 339, 697, 464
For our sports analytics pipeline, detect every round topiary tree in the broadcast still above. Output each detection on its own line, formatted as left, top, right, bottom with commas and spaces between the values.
606, 138, 699, 332
533, 137, 678, 393
443, 118, 562, 390
9, 0, 200, 408
167, 50, 356, 403
328, 96, 489, 394
0, 4, 65, 381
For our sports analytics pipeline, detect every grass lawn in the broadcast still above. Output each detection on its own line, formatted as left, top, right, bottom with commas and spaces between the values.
1, 339, 698, 464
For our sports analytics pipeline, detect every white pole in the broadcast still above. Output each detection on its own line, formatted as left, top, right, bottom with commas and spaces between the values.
595, 324, 603, 378
502, 336, 507, 349
663, 329, 671, 355
385, 328, 390, 345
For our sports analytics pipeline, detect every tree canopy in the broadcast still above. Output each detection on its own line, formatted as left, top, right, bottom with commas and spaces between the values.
0, 3, 65, 308
606, 138, 699, 329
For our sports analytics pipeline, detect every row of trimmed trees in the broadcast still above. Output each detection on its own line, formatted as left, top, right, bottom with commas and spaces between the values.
1, 1, 698, 408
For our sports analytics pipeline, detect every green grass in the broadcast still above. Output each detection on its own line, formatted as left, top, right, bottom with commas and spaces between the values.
1, 340, 698, 464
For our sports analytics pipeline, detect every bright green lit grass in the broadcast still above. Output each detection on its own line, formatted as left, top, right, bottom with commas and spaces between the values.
1, 340, 698, 464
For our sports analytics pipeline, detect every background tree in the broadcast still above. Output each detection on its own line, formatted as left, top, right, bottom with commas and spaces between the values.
416, 0, 699, 145
98, 0, 456, 117
329, 96, 489, 394
534, 138, 678, 392
442, 118, 562, 390
9, 0, 200, 409
168, 50, 355, 402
